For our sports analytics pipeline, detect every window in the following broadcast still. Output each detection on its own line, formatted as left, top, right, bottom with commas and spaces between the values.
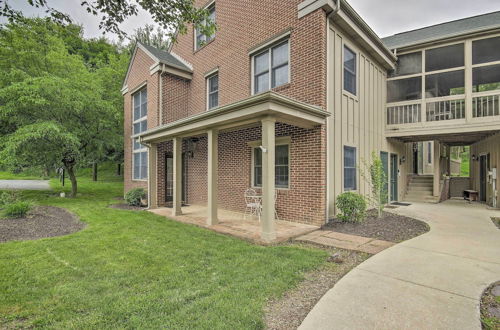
425, 44, 464, 72
387, 77, 422, 103
132, 88, 148, 180
343, 146, 356, 191
389, 52, 422, 78
473, 36, 500, 65
195, 3, 216, 50
253, 144, 289, 188
425, 70, 464, 97
207, 73, 219, 110
427, 142, 432, 164
473, 64, 500, 93
253, 40, 289, 94
343, 46, 357, 95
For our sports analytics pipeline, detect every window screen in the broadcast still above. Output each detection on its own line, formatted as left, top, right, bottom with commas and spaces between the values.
344, 46, 357, 95
389, 52, 422, 78
473, 36, 500, 65
425, 44, 464, 72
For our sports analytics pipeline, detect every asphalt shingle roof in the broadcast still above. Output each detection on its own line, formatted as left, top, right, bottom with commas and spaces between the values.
139, 42, 192, 72
382, 11, 500, 49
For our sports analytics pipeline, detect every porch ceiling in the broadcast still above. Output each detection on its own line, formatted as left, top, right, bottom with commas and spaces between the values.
391, 129, 499, 146
138, 92, 330, 143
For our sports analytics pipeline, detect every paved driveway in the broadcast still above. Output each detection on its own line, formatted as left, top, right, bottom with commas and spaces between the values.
0, 180, 51, 190
300, 199, 500, 330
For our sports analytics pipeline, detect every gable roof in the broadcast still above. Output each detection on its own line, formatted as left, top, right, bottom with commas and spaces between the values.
382, 11, 500, 50
122, 42, 193, 92
139, 42, 192, 72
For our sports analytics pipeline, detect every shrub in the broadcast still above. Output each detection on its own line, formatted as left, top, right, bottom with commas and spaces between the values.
125, 188, 147, 206
336, 192, 367, 223
0, 191, 20, 207
3, 201, 32, 218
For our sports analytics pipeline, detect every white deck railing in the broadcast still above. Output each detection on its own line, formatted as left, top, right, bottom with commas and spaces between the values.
426, 98, 465, 122
473, 93, 500, 118
387, 103, 421, 125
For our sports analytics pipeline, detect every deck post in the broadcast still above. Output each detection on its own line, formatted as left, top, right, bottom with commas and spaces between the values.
147, 143, 158, 209
207, 129, 219, 225
433, 140, 441, 197
172, 136, 182, 216
261, 116, 276, 242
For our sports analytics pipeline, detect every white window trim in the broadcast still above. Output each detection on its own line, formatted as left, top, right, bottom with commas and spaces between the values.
343, 144, 358, 192
251, 39, 291, 95
194, 1, 216, 51
248, 137, 291, 190
342, 42, 358, 99
132, 88, 148, 181
206, 71, 219, 111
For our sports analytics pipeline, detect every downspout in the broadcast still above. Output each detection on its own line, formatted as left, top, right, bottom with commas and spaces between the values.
325, 0, 340, 222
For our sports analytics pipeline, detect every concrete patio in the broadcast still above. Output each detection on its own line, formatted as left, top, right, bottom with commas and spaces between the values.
149, 204, 319, 245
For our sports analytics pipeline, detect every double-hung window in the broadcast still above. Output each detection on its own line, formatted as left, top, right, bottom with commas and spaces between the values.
207, 73, 219, 110
132, 88, 148, 180
195, 3, 216, 50
253, 143, 290, 188
343, 46, 357, 95
343, 146, 357, 191
253, 40, 289, 94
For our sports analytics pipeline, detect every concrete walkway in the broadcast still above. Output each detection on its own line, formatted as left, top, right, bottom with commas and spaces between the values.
0, 180, 51, 190
296, 230, 395, 254
300, 199, 500, 329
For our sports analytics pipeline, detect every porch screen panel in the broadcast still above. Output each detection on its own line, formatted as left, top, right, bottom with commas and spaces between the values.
389, 52, 422, 78
425, 44, 464, 72
472, 36, 500, 64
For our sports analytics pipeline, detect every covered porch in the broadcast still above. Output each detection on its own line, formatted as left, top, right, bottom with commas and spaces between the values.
149, 204, 318, 245
137, 92, 330, 243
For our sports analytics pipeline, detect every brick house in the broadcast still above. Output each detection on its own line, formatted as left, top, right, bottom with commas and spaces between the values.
123, 0, 500, 242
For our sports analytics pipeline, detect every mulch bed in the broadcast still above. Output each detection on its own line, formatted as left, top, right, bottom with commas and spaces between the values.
265, 245, 369, 330
0, 206, 85, 243
108, 203, 147, 211
491, 217, 500, 230
323, 209, 429, 243
481, 281, 500, 329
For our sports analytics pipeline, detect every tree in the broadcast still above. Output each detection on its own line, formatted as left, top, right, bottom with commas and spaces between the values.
130, 24, 170, 51
0, 18, 123, 196
0, 0, 216, 41
360, 152, 388, 218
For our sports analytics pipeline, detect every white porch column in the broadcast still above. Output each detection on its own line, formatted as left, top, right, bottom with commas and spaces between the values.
261, 117, 276, 242
433, 140, 441, 197
172, 137, 182, 216
147, 143, 158, 209
207, 129, 218, 225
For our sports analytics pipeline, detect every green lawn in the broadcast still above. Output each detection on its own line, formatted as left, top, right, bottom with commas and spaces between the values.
0, 168, 327, 329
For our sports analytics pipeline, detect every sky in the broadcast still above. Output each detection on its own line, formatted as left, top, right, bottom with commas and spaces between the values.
1, 0, 500, 40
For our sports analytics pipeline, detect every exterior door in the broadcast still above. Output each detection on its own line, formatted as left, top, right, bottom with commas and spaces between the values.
412, 143, 419, 174
165, 153, 187, 205
479, 154, 487, 202
380, 151, 389, 204
390, 153, 398, 202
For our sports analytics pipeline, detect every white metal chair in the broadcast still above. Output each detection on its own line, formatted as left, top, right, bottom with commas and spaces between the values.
244, 188, 261, 221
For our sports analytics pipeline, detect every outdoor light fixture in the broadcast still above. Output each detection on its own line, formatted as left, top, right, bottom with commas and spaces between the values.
472, 154, 477, 161
187, 137, 200, 158
400, 156, 406, 165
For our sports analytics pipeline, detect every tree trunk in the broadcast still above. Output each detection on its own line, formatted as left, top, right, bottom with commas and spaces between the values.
65, 164, 78, 197
92, 162, 98, 181
116, 163, 121, 176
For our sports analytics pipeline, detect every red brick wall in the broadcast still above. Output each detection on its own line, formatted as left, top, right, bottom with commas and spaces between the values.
123, 48, 159, 194
166, 0, 327, 120
155, 123, 326, 226
162, 74, 190, 124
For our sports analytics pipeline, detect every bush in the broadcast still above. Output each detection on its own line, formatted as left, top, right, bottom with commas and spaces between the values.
0, 191, 20, 207
336, 192, 367, 223
125, 188, 147, 206
3, 201, 32, 218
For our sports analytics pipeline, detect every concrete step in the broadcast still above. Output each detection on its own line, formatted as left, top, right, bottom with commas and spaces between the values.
403, 197, 439, 203
407, 186, 433, 192
411, 178, 434, 183
409, 182, 433, 187
406, 190, 433, 196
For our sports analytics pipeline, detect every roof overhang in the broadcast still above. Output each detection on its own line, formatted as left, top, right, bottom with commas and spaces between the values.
387, 127, 500, 146
137, 92, 330, 144
329, 1, 396, 70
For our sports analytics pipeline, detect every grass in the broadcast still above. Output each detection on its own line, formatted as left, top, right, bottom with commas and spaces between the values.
0, 171, 45, 180
0, 165, 328, 329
